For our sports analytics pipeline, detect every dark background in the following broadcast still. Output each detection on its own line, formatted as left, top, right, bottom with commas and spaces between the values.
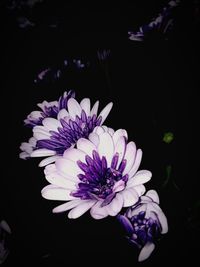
0, 1, 198, 266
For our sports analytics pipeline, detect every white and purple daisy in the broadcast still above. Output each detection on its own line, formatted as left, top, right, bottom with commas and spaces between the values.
24, 90, 75, 127
20, 97, 113, 167
41, 126, 152, 219
118, 190, 168, 262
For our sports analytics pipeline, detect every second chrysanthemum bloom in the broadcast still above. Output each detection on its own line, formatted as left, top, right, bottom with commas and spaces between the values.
20, 93, 113, 167
41, 126, 152, 219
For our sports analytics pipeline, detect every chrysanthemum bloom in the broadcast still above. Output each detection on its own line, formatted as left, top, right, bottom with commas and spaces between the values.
41, 126, 152, 219
24, 90, 75, 127
118, 190, 168, 262
20, 95, 113, 166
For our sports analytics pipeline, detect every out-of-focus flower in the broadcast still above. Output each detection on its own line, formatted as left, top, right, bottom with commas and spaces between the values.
118, 190, 168, 262
24, 90, 75, 127
0, 220, 11, 264
41, 126, 151, 219
73, 59, 85, 69
37, 68, 51, 81
17, 17, 35, 28
128, 0, 180, 41
20, 96, 113, 167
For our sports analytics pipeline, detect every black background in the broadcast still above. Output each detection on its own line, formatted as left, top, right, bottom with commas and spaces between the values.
0, 1, 198, 266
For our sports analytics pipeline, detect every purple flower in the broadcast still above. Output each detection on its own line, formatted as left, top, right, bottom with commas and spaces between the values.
20, 97, 113, 167
24, 90, 75, 127
118, 190, 168, 262
128, 0, 180, 41
41, 126, 152, 219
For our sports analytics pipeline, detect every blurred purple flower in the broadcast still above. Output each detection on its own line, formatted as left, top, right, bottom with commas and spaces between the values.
17, 17, 35, 28
73, 59, 85, 69
128, 0, 180, 41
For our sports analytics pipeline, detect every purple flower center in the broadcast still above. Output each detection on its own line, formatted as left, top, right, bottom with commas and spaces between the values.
36, 110, 102, 155
130, 211, 161, 246
72, 150, 128, 206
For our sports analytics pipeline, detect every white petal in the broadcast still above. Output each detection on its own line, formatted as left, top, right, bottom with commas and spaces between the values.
93, 126, 105, 135
90, 100, 99, 116
80, 98, 91, 116
123, 141, 136, 175
90, 201, 108, 219
133, 184, 146, 196
42, 118, 61, 131
20, 142, 33, 154
98, 102, 113, 124
108, 127, 115, 136
67, 98, 82, 119
106, 193, 123, 216
77, 138, 96, 158
41, 185, 75, 201
150, 203, 168, 234
28, 110, 42, 119
19, 151, 29, 159
31, 149, 56, 157
126, 203, 147, 218
128, 149, 143, 178
56, 158, 82, 179
33, 132, 51, 140
146, 190, 160, 204
102, 125, 108, 132
44, 163, 56, 173
138, 242, 155, 262
127, 170, 152, 187
44, 167, 76, 190
39, 155, 60, 167
112, 129, 128, 145
113, 180, 125, 193
29, 137, 37, 146
57, 108, 69, 120
68, 200, 96, 219
53, 199, 82, 213
63, 148, 86, 163
37, 100, 48, 110
98, 132, 114, 166
114, 136, 126, 168
89, 132, 100, 146
121, 188, 139, 207
33, 126, 52, 140
158, 211, 168, 234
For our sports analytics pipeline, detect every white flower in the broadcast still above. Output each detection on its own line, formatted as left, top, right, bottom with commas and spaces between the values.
41, 126, 152, 219
29, 98, 113, 167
